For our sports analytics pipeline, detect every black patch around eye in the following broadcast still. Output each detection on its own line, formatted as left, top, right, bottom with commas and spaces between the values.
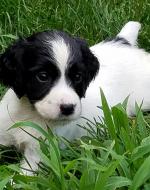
67, 64, 83, 82
66, 63, 86, 98
26, 65, 60, 103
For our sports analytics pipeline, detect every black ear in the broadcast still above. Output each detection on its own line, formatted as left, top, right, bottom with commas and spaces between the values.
75, 37, 100, 84
0, 39, 26, 98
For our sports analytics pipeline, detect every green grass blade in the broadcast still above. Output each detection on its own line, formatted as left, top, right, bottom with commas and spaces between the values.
106, 176, 132, 189
100, 89, 117, 147
0, 175, 13, 190
130, 156, 150, 190
135, 102, 147, 139
94, 160, 120, 190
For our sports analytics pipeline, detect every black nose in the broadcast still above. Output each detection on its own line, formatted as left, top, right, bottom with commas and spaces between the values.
60, 104, 75, 116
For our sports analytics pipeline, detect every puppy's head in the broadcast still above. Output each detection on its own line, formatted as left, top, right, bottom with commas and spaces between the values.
0, 30, 99, 120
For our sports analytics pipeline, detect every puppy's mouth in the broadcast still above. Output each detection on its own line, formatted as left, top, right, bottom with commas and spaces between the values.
44, 114, 80, 127
49, 113, 80, 122
59, 114, 79, 121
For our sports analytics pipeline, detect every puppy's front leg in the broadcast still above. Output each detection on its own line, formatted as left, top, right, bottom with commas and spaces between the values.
0, 131, 16, 146
20, 142, 40, 175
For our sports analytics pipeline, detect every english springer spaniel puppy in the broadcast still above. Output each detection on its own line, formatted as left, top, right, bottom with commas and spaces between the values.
0, 29, 99, 173
0, 21, 149, 174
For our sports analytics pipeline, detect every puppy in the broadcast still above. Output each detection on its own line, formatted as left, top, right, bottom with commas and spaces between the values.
0, 21, 149, 174
0, 30, 99, 173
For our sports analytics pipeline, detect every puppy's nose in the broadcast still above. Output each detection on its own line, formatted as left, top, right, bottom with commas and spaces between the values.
60, 104, 75, 116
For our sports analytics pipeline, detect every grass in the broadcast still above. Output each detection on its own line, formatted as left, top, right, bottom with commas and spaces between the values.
1, 0, 150, 189
2, 90, 150, 189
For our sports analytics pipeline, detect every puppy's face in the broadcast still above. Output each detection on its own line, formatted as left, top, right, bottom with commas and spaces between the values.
0, 30, 99, 121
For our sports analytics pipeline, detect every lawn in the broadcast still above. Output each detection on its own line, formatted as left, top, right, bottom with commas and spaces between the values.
0, 0, 150, 189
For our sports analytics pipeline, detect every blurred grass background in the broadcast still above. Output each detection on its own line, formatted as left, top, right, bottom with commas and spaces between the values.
0, 0, 150, 50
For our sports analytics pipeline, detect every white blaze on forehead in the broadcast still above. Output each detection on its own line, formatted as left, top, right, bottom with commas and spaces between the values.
51, 37, 70, 73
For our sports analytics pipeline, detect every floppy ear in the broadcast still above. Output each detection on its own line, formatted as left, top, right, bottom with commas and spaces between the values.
0, 40, 26, 98
75, 37, 100, 84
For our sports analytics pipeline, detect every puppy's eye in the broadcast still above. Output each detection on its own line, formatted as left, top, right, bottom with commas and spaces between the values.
74, 72, 82, 83
36, 71, 49, 82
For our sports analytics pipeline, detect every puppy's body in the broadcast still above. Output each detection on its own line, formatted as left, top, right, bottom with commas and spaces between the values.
0, 21, 150, 173
83, 42, 150, 119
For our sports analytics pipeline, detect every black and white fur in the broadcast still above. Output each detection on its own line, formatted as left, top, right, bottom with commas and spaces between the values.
0, 29, 99, 173
0, 21, 149, 174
